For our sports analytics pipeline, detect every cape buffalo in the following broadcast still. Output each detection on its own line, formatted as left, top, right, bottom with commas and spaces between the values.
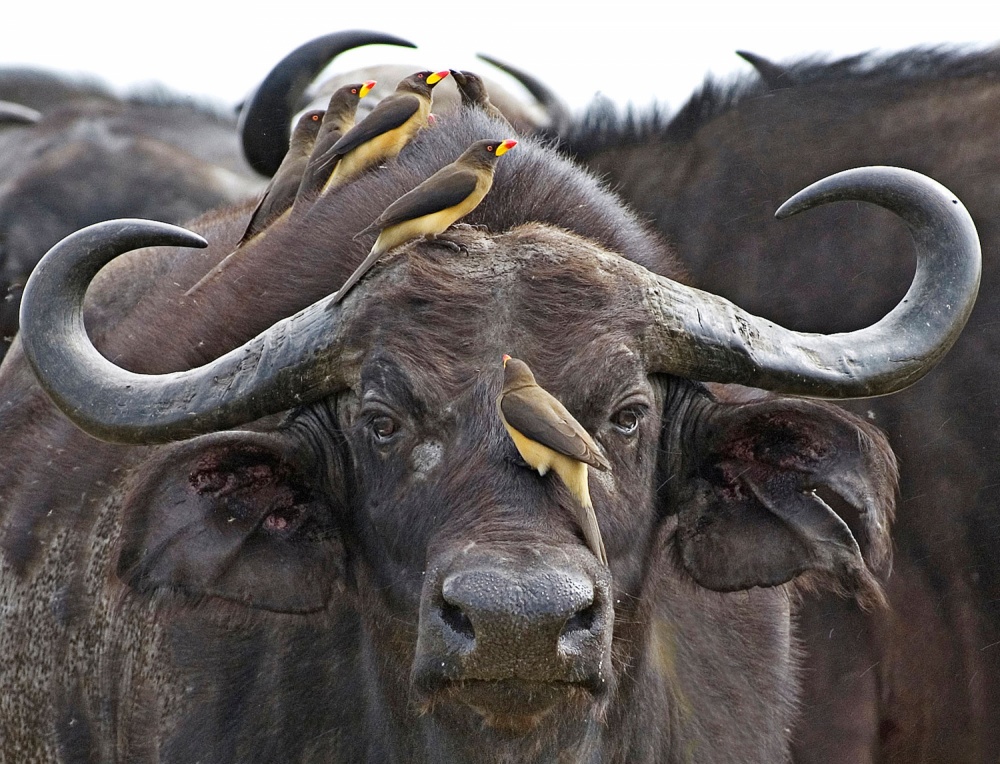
570, 47, 1000, 762
0, 101, 979, 762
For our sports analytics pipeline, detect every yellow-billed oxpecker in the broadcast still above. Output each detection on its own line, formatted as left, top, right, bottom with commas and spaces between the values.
236, 109, 324, 246
295, 80, 375, 204
450, 69, 511, 127
320, 70, 449, 192
330, 137, 516, 305
497, 355, 610, 565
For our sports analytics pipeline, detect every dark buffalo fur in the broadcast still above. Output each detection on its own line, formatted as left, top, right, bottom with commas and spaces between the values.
0, 108, 898, 762
570, 46, 1000, 762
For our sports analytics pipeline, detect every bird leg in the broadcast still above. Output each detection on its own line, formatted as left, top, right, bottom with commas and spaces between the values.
425, 233, 464, 253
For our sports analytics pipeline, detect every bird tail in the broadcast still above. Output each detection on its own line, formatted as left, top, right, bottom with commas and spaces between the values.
330, 240, 384, 305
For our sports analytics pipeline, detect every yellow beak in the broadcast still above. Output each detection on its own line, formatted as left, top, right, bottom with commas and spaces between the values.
495, 139, 517, 157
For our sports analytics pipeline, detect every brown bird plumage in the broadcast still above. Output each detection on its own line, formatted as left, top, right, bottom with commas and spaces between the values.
184, 109, 325, 297
497, 355, 610, 564
294, 80, 375, 205
331, 137, 516, 305
319, 70, 448, 193
450, 69, 512, 127
238, 109, 324, 246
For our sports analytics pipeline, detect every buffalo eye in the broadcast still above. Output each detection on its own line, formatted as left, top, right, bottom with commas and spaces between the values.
611, 407, 643, 435
371, 415, 398, 441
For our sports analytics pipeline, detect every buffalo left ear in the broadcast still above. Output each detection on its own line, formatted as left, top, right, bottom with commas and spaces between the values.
670, 397, 896, 600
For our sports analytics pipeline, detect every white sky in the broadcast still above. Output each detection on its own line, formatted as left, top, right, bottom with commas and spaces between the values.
2, 1, 996, 113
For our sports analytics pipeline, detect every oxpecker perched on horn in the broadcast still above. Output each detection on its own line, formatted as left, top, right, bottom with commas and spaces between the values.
331, 137, 516, 305
497, 355, 610, 565
318, 70, 449, 193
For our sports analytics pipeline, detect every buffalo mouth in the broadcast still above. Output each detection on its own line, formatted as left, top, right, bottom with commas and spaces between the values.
423, 678, 598, 732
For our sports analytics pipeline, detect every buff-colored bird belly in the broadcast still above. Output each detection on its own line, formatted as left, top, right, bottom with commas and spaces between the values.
504, 424, 593, 509
375, 185, 489, 255
325, 106, 429, 191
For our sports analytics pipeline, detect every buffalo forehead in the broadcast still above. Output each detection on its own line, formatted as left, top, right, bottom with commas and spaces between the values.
344, 225, 651, 401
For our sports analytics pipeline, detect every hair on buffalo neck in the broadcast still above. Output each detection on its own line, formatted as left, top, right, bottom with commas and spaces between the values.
566, 45, 1000, 153
112, 109, 676, 373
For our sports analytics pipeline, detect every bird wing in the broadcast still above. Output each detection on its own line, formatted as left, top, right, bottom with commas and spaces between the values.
375, 167, 479, 229
325, 94, 419, 157
239, 163, 304, 243
501, 388, 610, 470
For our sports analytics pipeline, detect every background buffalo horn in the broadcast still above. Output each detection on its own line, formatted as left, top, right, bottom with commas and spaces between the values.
0, 99, 42, 125
19, 219, 363, 444
239, 30, 417, 176
476, 53, 572, 137
637, 166, 981, 397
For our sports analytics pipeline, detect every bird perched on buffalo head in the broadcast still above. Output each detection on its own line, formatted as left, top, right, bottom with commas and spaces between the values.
497, 355, 611, 565
295, 80, 375, 205
331, 137, 516, 305
450, 69, 512, 128
319, 70, 449, 193
236, 109, 324, 247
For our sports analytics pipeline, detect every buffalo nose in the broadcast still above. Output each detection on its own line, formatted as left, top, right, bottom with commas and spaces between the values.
413, 554, 613, 694
440, 567, 597, 650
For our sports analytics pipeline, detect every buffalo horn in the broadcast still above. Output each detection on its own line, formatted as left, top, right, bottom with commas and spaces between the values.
240, 30, 417, 176
19, 219, 364, 444
476, 53, 572, 137
637, 166, 980, 397
0, 100, 42, 125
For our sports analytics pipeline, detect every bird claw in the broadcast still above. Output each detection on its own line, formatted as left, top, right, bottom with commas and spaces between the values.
430, 236, 463, 254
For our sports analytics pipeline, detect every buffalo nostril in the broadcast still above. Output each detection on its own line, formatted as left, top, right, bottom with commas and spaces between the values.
558, 599, 602, 658
562, 600, 598, 637
441, 599, 475, 641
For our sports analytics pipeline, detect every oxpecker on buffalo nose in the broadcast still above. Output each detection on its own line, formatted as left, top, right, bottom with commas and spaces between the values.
497, 355, 611, 565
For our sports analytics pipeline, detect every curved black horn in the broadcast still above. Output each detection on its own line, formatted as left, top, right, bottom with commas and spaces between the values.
637, 166, 980, 397
735, 50, 796, 90
476, 53, 572, 137
240, 30, 417, 176
0, 99, 42, 125
20, 219, 363, 444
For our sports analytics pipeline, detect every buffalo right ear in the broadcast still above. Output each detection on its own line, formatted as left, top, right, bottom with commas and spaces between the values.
668, 396, 897, 603
118, 431, 343, 613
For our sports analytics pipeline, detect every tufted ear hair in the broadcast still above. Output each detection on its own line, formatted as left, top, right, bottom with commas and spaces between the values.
667, 395, 897, 606
118, 431, 344, 613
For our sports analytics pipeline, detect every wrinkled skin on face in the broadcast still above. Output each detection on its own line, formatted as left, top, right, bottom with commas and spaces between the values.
0, 108, 897, 762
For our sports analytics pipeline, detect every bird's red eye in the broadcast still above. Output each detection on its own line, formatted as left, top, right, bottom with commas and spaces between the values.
487, 145, 494, 152
351, 88, 358, 94
312, 114, 320, 121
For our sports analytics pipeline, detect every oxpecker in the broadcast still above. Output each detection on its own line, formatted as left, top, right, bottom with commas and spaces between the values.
450, 69, 511, 127
497, 355, 610, 565
295, 80, 375, 204
319, 70, 449, 192
237, 109, 324, 246
331, 137, 516, 305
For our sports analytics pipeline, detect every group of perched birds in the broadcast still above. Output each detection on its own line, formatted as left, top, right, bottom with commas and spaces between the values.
200, 65, 611, 564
